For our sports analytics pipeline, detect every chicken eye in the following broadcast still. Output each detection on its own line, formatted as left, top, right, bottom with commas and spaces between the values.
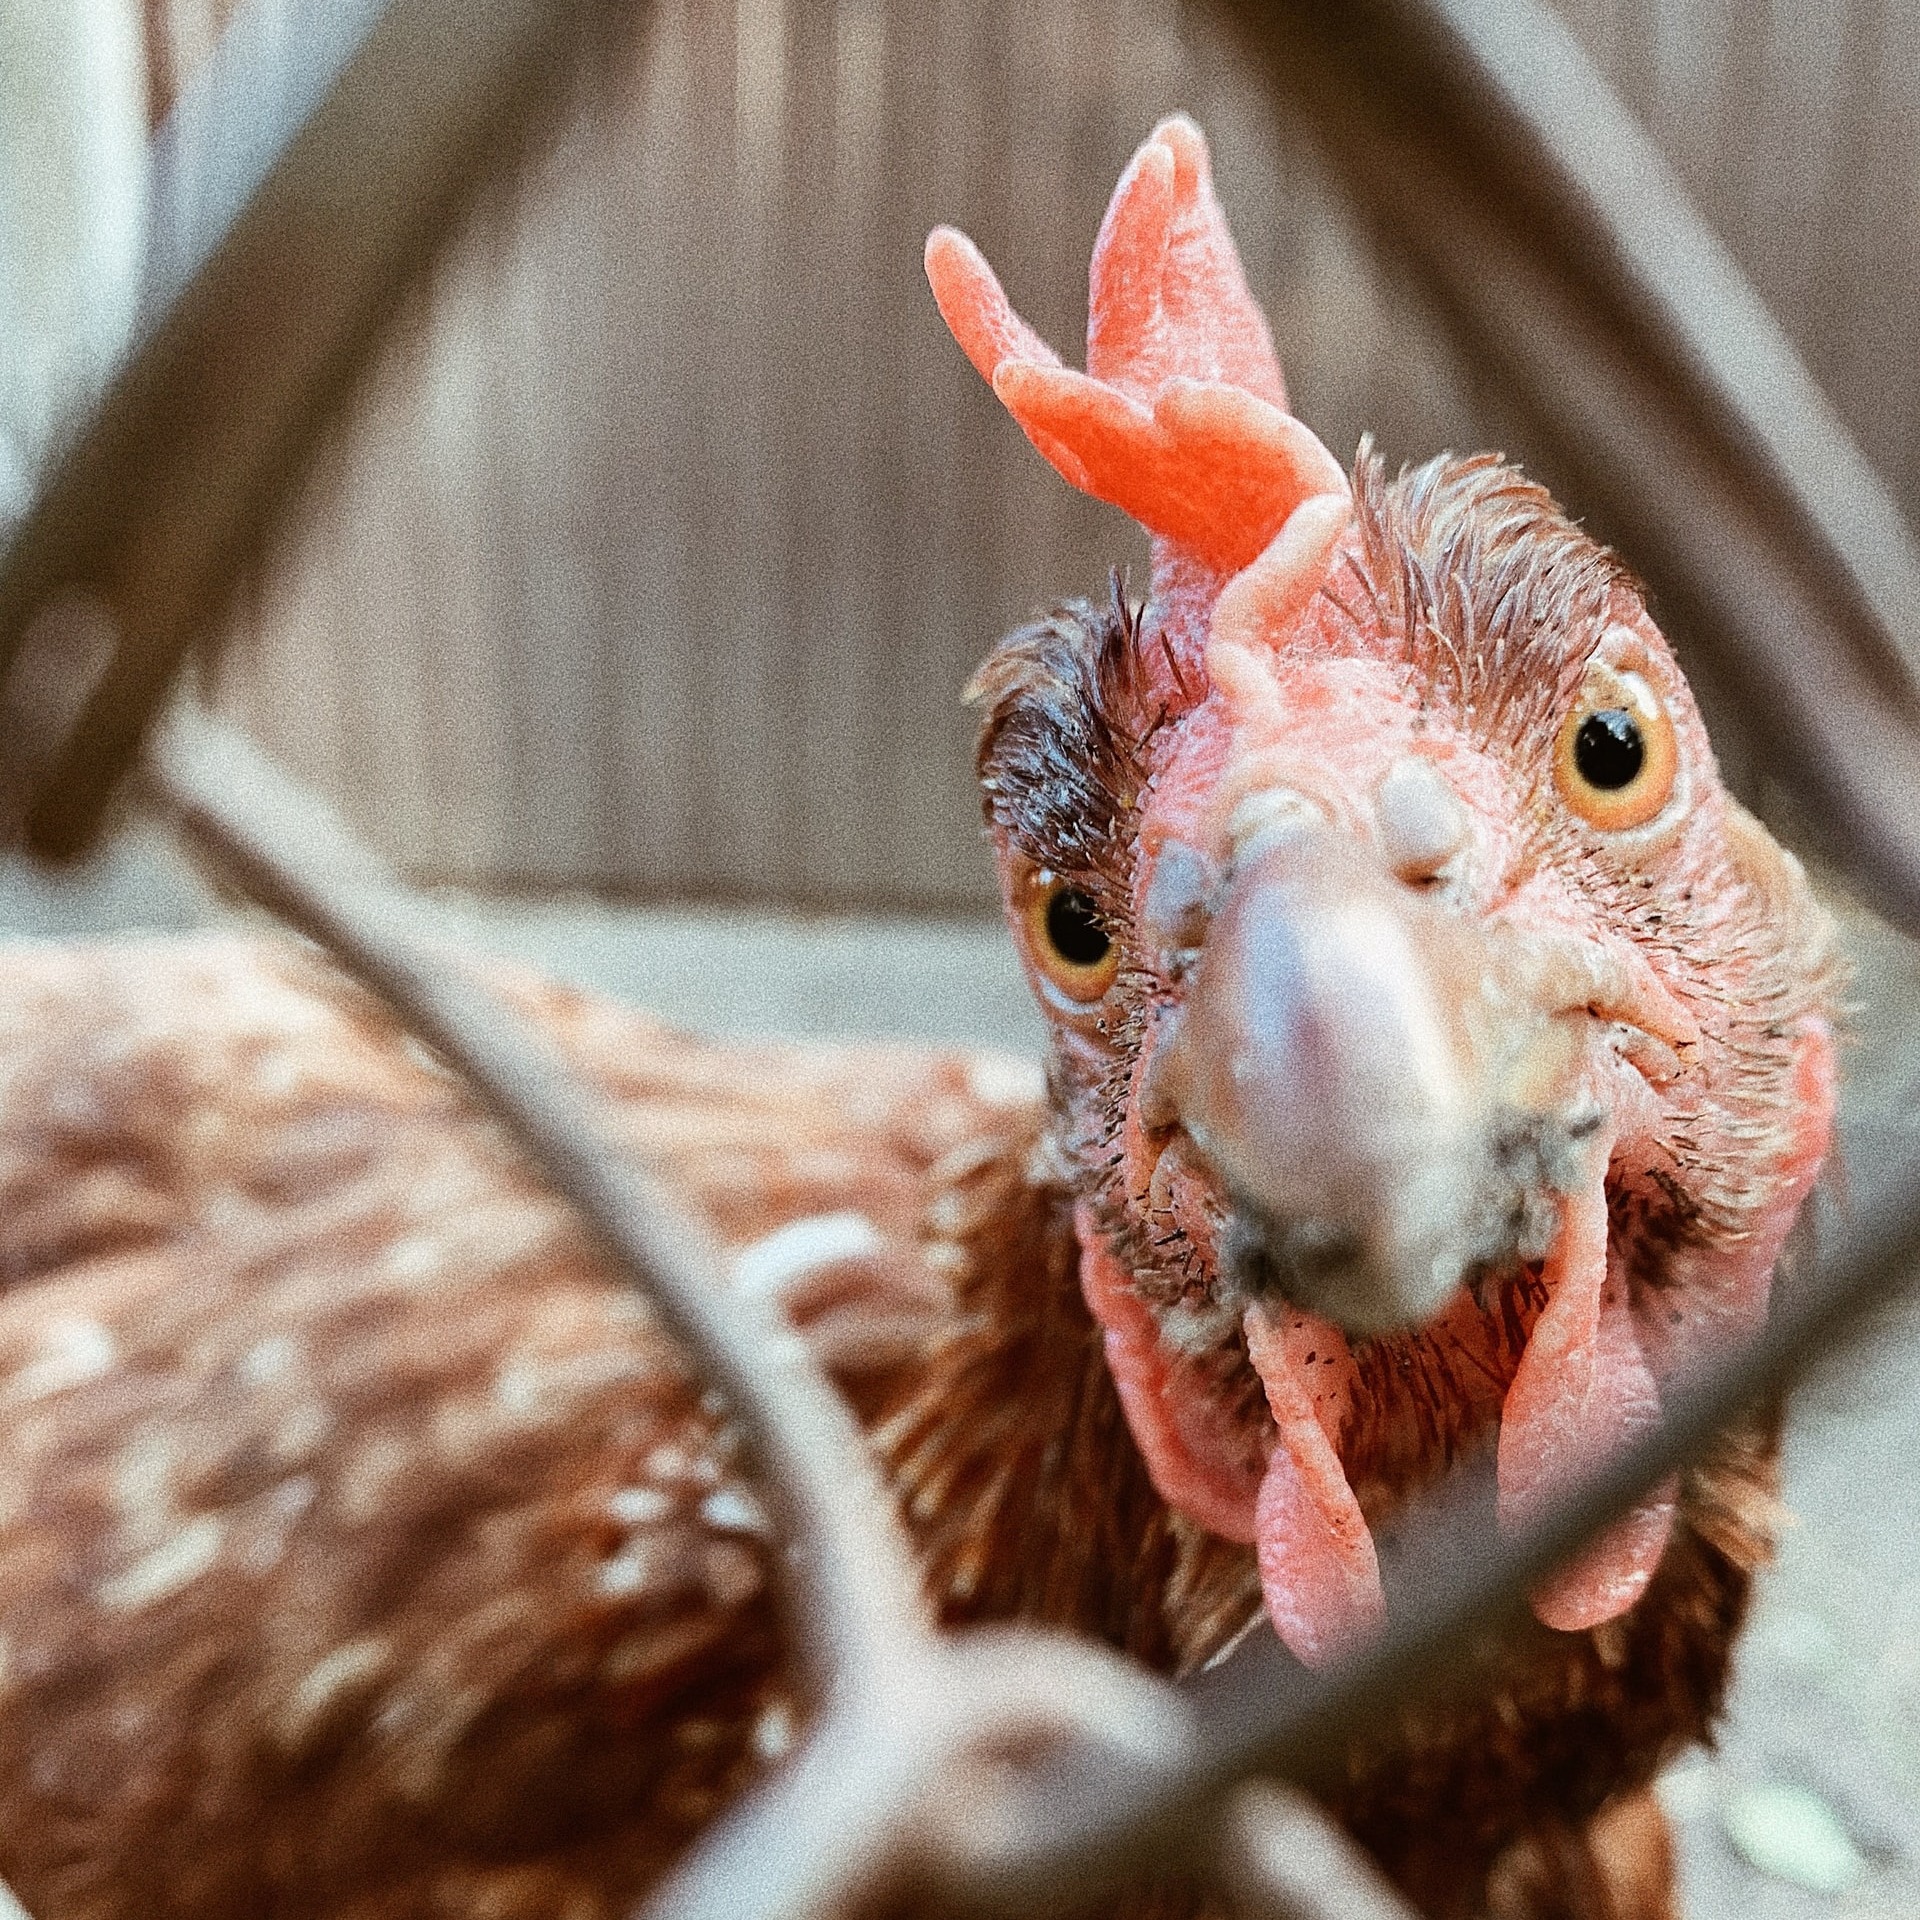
1018, 870, 1120, 1005
1046, 889, 1110, 967
1554, 669, 1678, 831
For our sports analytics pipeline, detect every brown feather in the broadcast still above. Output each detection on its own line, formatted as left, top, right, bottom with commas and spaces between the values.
0, 932, 1761, 1918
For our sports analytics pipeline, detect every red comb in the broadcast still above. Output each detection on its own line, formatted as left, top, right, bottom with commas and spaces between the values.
925, 116, 1344, 578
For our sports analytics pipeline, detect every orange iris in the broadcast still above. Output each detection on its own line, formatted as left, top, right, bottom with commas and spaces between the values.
1553, 667, 1679, 832
1017, 867, 1120, 1006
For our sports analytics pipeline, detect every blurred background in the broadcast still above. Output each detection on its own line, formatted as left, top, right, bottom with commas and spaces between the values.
199, 0, 1920, 915
16, 0, 1920, 1912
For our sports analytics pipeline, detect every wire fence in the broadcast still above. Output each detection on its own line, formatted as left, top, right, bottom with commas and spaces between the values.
6, 2, 1920, 1916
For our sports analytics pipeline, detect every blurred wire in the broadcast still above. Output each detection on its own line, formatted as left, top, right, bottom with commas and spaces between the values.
10, 1, 1920, 1916
0, 0, 637, 860
148, 703, 928, 1707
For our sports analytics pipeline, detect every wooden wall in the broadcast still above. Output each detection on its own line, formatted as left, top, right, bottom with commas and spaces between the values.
214, 0, 1920, 909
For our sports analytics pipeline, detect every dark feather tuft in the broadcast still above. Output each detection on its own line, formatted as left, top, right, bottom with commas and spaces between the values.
968, 579, 1154, 894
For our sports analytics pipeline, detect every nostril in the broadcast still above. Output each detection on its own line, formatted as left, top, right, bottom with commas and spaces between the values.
1376, 756, 1469, 887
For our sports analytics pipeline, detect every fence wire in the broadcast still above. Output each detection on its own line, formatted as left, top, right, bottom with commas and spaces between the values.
4, 1, 1920, 1917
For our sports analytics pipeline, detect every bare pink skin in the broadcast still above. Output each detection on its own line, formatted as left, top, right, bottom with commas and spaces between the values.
1059, 553, 1838, 1663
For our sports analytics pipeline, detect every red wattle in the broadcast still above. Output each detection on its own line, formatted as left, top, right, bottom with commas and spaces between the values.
1497, 1148, 1674, 1630
1244, 1301, 1382, 1666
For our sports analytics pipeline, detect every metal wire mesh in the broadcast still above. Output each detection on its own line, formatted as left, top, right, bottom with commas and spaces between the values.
5, 2, 1920, 1915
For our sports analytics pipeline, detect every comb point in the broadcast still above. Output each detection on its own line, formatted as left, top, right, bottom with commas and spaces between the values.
926, 116, 1317, 579
1086, 117, 1285, 414
1087, 141, 1178, 400
1152, 111, 1209, 203
925, 226, 1060, 388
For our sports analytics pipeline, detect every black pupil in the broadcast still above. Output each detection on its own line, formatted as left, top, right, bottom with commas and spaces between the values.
1573, 709, 1645, 791
1045, 888, 1111, 968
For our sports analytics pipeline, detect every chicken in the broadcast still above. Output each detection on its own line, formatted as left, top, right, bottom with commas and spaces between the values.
919, 113, 1838, 1909
0, 113, 1839, 1920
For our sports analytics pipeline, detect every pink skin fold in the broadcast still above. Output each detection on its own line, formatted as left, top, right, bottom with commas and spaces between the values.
1077, 1212, 1263, 1544
1495, 1128, 1676, 1631
1244, 1301, 1385, 1665
1080, 1210, 1384, 1668
1647, 1017, 1839, 1383
1503, 1017, 1835, 1628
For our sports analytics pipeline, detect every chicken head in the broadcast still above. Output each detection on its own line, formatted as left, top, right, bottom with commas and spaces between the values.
928, 115, 1839, 1667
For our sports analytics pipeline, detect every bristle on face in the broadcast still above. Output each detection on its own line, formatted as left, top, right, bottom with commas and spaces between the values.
925, 115, 1348, 585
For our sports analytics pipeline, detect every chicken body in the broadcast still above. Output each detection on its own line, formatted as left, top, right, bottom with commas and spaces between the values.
0, 933, 1780, 1920
0, 935, 1015, 1919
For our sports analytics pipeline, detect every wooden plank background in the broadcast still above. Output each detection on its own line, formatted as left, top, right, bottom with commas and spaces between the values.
213, 0, 1920, 909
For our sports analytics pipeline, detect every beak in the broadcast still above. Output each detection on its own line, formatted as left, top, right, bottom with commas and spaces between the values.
1129, 813, 1710, 1657
1149, 825, 1578, 1335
